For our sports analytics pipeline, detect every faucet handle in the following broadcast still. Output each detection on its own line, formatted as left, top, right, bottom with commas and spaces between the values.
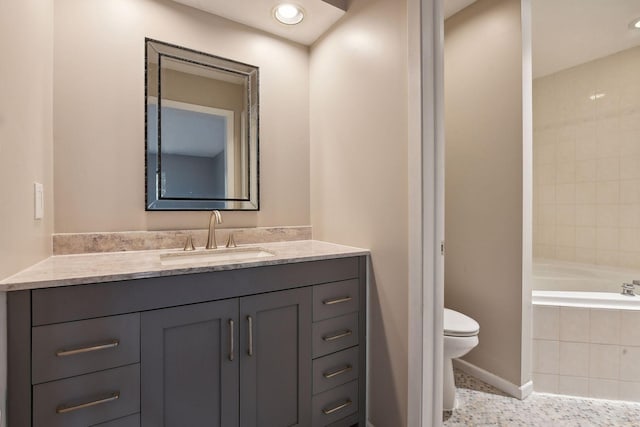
225, 233, 237, 248
183, 234, 196, 251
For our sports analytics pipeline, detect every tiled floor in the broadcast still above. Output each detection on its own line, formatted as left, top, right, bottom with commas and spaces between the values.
443, 369, 640, 426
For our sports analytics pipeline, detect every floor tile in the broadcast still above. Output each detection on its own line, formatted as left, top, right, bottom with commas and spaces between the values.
444, 370, 640, 426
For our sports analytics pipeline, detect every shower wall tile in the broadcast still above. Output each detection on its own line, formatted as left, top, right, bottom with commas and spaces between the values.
575, 227, 596, 249
596, 228, 619, 251
596, 205, 619, 228
576, 160, 597, 182
620, 252, 640, 269
556, 205, 575, 225
575, 205, 596, 227
596, 182, 619, 204
575, 247, 597, 264
555, 246, 575, 261
620, 181, 640, 204
619, 157, 640, 180
597, 250, 620, 267
533, 45, 640, 270
556, 226, 576, 247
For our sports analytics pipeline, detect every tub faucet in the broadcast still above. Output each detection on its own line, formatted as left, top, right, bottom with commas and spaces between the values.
206, 210, 223, 249
621, 280, 640, 297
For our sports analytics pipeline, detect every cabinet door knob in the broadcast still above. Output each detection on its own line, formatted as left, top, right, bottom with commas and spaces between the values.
247, 315, 254, 356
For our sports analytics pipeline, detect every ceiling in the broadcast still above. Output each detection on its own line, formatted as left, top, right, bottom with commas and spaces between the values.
532, 0, 640, 78
170, 0, 346, 46
169, 0, 640, 79
444, 0, 477, 20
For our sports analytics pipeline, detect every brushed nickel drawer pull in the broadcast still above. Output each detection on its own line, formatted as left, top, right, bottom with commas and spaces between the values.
56, 392, 120, 414
229, 319, 235, 361
56, 339, 120, 357
322, 329, 352, 342
323, 364, 353, 379
322, 399, 352, 415
323, 296, 353, 305
247, 315, 254, 356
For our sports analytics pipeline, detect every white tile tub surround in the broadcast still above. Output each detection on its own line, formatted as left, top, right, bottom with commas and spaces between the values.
532, 304, 640, 402
533, 46, 640, 269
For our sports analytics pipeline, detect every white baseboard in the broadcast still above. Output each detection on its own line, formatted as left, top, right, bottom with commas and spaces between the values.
453, 358, 533, 400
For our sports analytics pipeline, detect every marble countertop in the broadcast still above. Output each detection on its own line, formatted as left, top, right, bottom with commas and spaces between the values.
0, 240, 369, 292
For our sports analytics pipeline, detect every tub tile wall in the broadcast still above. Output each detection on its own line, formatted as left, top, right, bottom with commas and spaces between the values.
621, 311, 640, 346
533, 46, 640, 269
560, 307, 589, 341
533, 305, 640, 402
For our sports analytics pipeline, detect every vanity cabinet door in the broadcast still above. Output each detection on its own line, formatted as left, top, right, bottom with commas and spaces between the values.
140, 299, 239, 427
239, 287, 312, 427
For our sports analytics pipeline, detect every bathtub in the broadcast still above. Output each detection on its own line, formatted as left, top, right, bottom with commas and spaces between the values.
531, 260, 640, 401
533, 260, 640, 293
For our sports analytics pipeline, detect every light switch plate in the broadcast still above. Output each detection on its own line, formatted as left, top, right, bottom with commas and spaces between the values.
34, 182, 44, 220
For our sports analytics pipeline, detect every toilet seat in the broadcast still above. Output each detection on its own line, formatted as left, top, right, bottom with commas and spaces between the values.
444, 308, 479, 337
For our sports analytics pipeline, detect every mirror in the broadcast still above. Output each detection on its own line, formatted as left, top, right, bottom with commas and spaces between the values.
145, 39, 259, 210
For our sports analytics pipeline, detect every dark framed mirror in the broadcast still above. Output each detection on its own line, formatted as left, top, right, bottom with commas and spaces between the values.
145, 39, 259, 210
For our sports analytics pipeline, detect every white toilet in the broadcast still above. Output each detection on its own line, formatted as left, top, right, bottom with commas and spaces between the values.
443, 308, 480, 411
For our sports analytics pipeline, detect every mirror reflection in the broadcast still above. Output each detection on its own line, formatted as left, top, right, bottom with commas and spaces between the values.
145, 39, 259, 210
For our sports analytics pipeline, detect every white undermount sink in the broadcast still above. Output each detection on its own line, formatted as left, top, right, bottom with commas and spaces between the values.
159, 247, 276, 266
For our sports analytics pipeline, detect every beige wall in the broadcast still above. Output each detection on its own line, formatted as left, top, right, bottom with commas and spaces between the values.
445, 0, 526, 386
54, 0, 310, 232
533, 46, 640, 270
310, 0, 409, 424
0, 0, 54, 280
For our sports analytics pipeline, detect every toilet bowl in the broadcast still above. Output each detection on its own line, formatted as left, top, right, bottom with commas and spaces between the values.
443, 308, 479, 411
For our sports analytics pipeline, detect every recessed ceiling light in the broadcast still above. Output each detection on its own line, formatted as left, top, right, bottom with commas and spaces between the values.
273, 3, 304, 25
630, 17, 640, 29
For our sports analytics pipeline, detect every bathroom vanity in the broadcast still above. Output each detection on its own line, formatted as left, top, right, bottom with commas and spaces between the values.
2, 240, 368, 427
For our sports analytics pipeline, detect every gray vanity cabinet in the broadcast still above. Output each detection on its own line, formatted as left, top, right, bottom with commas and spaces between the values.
7, 256, 366, 427
140, 299, 239, 427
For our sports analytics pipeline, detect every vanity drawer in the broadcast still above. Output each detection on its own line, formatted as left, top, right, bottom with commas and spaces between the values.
94, 413, 140, 426
313, 279, 359, 322
313, 347, 359, 395
32, 313, 140, 384
312, 312, 359, 358
33, 363, 140, 427
312, 380, 359, 427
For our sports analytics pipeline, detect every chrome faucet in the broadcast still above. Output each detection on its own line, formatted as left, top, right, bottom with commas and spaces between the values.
621, 280, 640, 297
206, 210, 223, 249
